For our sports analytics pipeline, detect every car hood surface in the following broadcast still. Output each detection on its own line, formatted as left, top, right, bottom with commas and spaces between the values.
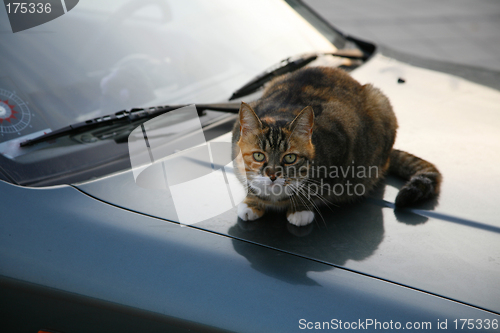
75, 52, 500, 314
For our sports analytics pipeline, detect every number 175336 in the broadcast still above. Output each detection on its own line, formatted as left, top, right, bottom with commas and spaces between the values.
6, 2, 52, 14
454, 319, 498, 330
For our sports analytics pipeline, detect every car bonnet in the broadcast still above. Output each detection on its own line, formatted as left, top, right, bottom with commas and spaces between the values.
74, 53, 500, 314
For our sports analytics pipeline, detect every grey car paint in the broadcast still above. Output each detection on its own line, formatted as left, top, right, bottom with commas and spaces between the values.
75, 49, 500, 315
1, 177, 500, 332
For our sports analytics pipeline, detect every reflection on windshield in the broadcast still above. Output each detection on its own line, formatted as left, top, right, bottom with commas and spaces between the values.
0, 0, 342, 186
0, 0, 338, 142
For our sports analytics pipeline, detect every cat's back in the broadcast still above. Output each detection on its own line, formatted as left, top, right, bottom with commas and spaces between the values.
247, 66, 397, 174
252, 67, 365, 120
251, 66, 396, 143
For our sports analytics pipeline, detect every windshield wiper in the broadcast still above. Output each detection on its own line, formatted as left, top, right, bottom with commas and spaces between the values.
21, 49, 365, 148
20, 102, 241, 147
229, 50, 366, 100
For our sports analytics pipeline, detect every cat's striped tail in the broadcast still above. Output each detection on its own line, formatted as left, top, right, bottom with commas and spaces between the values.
389, 149, 442, 207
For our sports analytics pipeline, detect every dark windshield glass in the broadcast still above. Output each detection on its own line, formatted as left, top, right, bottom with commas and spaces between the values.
0, 0, 345, 186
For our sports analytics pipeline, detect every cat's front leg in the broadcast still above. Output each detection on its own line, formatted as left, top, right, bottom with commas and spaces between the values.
237, 196, 265, 221
286, 208, 315, 226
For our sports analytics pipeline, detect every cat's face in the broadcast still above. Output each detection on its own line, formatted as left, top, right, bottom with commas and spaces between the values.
236, 102, 315, 202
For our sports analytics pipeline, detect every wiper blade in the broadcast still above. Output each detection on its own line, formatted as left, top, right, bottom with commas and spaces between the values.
229, 53, 318, 101
229, 50, 366, 101
20, 102, 241, 147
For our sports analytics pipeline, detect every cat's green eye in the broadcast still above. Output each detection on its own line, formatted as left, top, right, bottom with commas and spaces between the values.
283, 154, 297, 164
253, 152, 266, 162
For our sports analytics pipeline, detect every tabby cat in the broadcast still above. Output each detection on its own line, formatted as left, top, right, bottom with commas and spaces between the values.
231, 66, 441, 226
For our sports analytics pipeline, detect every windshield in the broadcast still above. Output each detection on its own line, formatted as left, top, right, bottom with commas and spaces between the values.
0, 0, 346, 186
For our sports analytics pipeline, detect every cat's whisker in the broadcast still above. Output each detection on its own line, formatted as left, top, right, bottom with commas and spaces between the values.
293, 185, 326, 227
288, 185, 312, 212
302, 179, 330, 187
288, 185, 310, 211
290, 183, 325, 224
300, 179, 340, 209
296, 183, 335, 226
288, 193, 298, 219
294, 179, 337, 211
301, 178, 334, 187
295, 184, 323, 216
296, 189, 328, 228
290, 179, 329, 211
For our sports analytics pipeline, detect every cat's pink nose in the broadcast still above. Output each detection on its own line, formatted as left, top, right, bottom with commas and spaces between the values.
269, 174, 277, 182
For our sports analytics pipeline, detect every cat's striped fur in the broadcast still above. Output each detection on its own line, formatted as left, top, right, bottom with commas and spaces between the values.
232, 66, 441, 226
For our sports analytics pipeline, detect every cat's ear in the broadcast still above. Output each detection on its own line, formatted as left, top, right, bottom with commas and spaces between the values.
239, 102, 262, 136
289, 106, 314, 140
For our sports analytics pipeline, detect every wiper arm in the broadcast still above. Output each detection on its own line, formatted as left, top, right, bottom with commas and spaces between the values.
20, 102, 241, 147
229, 50, 366, 101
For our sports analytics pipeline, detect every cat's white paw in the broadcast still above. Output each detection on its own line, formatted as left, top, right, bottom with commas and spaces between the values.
287, 211, 315, 226
238, 203, 261, 221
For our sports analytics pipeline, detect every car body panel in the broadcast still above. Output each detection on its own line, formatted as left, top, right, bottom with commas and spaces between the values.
75, 52, 500, 314
1, 179, 499, 332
